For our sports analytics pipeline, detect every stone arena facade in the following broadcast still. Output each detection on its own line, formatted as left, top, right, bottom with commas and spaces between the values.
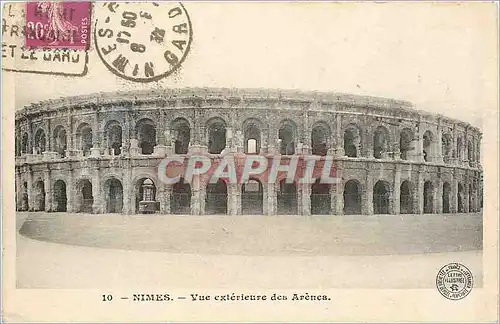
15, 88, 483, 216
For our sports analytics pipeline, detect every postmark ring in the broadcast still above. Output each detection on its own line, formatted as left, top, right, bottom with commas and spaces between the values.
436, 263, 474, 300
94, 2, 193, 83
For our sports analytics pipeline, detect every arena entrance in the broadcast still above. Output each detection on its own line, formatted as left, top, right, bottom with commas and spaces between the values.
205, 180, 227, 214
277, 180, 297, 215
171, 178, 191, 214
373, 181, 390, 214
241, 179, 263, 215
135, 178, 157, 214
77, 179, 93, 213
442, 182, 451, 213
105, 178, 123, 213
34, 180, 45, 211
311, 179, 330, 215
423, 181, 434, 213
53, 180, 67, 212
400, 181, 412, 214
343, 180, 361, 214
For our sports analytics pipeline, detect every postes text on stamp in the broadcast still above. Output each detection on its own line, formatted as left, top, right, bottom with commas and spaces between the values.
25, 1, 91, 50
94, 2, 193, 82
436, 263, 474, 300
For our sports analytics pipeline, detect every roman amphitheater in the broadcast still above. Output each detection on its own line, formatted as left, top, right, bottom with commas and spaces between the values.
14, 88, 483, 217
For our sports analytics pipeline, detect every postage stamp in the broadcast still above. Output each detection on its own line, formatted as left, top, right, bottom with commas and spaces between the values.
436, 263, 474, 300
2, 2, 89, 76
25, 1, 91, 50
94, 2, 193, 82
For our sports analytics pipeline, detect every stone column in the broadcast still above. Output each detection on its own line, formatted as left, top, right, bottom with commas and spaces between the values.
191, 176, 202, 215
67, 169, 74, 212
392, 164, 401, 214
15, 171, 22, 210
334, 114, 344, 156
363, 167, 373, 215
262, 182, 269, 215
451, 170, 458, 213
46, 119, 52, 152
92, 168, 101, 214
364, 128, 373, 159
27, 168, 34, 211
122, 164, 132, 214
43, 170, 52, 212
300, 183, 311, 216
436, 123, 444, 163
228, 183, 241, 215
416, 169, 424, 214
267, 182, 276, 216
464, 178, 470, 212
91, 112, 101, 157
333, 163, 344, 215
436, 175, 443, 213
159, 185, 171, 214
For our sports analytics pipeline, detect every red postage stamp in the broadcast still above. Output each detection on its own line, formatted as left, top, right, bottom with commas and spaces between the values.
25, 1, 91, 50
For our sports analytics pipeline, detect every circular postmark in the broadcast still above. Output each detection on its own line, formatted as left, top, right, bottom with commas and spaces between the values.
436, 263, 473, 300
94, 2, 192, 82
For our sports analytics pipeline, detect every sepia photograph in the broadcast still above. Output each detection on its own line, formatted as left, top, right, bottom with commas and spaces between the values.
2, 1, 498, 322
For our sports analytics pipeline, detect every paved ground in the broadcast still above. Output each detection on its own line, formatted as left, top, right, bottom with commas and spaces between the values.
16, 212, 483, 289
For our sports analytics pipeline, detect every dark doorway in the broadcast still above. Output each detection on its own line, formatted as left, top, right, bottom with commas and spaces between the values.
277, 180, 297, 214
106, 178, 123, 213
311, 179, 330, 215
343, 180, 361, 214
373, 181, 390, 214
53, 180, 67, 212
241, 179, 263, 215
205, 180, 228, 214
171, 178, 191, 214
135, 178, 157, 214
79, 179, 93, 213
400, 181, 412, 214
423, 181, 434, 213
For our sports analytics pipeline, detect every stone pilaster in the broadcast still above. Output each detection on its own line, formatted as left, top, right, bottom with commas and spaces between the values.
92, 168, 101, 213
436, 174, 443, 213
43, 169, 52, 212
363, 166, 373, 215
267, 182, 277, 216
301, 183, 311, 216
392, 164, 401, 214
416, 169, 424, 214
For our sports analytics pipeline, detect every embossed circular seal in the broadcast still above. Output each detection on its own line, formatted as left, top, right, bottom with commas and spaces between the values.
94, 2, 192, 82
436, 263, 473, 300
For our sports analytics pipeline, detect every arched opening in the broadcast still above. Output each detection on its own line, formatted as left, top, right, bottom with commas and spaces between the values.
344, 124, 361, 158
171, 178, 191, 214
400, 180, 412, 214
135, 178, 158, 214
34, 180, 45, 211
22, 182, 29, 211
442, 182, 451, 213
171, 118, 191, 154
207, 118, 227, 154
76, 123, 93, 157
136, 119, 156, 155
34, 129, 46, 154
423, 131, 434, 162
278, 120, 296, 155
442, 133, 452, 163
106, 121, 122, 155
205, 179, 227, 214
53, 180, 67, 212
77, 179, 93, 213
104, 178, 123, 213
241, 179, 263, 215
467, 140, 473, 166
277, 179, 297, 214
311, 123, 330, 156
243, 119, 261, 154
53, 126, 67, 157
458, 183, 465, 213
343, 180, 361, 214
423, 181, 434, 213
311, 179, 330, 215
399, 128, 414, 160
21, 132, 29, 154
373, 126, 389, 159
373, 180, 390, 214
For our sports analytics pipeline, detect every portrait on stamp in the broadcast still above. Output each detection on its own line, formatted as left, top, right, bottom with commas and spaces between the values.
2, 1, 498, 323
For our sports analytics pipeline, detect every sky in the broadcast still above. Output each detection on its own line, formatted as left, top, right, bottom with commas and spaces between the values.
12, 2, 498, 129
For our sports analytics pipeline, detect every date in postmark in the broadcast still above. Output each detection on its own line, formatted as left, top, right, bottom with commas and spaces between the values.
94, 2, 193, 83
25, 1, 91, 50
